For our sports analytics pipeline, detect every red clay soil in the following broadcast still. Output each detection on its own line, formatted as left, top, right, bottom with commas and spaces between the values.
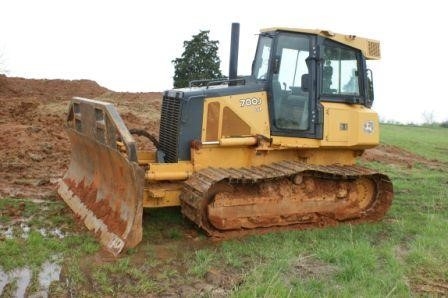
0, 75, 161, 199
361, 143, 445, 170
0, 74, 441, 200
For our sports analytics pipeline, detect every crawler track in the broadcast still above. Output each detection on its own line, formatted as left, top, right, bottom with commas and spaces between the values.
180, 160, 393, 238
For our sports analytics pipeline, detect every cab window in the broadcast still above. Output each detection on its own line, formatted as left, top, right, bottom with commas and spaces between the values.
272, 34, 310, 130
253, 35, 272, 80
322, 45, 360, 96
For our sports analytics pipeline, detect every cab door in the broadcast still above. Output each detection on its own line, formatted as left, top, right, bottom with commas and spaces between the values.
269, 32, 322, 139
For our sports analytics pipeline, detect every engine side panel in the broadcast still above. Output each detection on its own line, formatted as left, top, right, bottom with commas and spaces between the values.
201, 91, 270, 142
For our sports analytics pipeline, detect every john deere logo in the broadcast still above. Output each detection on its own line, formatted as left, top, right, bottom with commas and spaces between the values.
363, 121, 374, 134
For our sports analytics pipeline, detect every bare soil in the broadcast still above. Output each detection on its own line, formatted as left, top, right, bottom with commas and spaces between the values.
361, 143, 446, 170
0, 75, 161, 199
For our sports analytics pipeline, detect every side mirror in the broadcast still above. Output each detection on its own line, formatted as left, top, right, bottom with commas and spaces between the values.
301, 74, 310, 92
272, 56, 281, 74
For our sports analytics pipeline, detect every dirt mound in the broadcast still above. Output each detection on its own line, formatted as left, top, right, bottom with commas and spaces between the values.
0, 74, 108, 99
0, 75, 162, 199
362, 144, 445, 169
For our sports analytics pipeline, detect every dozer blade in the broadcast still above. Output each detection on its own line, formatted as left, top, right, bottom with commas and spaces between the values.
58, 97, 145, 256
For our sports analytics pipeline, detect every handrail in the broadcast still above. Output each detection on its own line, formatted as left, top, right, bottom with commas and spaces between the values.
206, 78, 245, 88
188, 78, 246, 88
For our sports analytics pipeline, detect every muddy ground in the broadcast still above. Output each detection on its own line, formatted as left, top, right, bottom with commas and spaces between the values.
0, 75, 161, 199
0, 75, 443, 297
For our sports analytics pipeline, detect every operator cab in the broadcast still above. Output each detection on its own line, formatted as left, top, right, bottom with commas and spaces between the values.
252, 28, 379, 139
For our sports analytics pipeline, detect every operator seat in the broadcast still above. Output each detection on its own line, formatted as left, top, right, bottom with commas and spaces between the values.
322, 65, 333, 93
271, 74, 283, 119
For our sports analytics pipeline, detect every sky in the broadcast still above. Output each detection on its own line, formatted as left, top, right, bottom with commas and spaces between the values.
1, 0, 447, 124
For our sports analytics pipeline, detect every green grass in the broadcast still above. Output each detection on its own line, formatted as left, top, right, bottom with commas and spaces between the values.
91, 257, 159, 295
189, 249, 217, 277
0, 229, 99, 269
0, 197, 101, 297
0, 198, 100, 271
380, 123, 448, 162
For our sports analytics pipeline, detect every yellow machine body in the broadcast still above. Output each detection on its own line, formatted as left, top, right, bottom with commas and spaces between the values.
58, 26, 393, 255
141, 90, 380, 208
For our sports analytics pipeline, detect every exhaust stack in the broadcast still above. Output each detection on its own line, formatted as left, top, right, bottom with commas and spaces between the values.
228, 23, 240, 85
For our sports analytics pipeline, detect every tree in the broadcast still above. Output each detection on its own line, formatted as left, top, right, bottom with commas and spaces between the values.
172, 30, 223, 88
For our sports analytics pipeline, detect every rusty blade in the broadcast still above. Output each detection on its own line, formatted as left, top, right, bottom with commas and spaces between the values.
58, 129, 144, 256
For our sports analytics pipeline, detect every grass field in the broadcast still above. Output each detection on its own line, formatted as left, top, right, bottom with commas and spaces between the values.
381, 124, 448, 163
1, 124, 447, 296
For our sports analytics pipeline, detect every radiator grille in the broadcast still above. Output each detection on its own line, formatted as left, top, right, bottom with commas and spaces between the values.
368, 41, 381, 59
159, 95, 181, 163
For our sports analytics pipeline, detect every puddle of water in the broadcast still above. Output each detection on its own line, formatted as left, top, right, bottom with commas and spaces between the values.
2, 225, 67, 240
4, 226, 13, 239
0, 270, 8, 295
0, 257, 61, 298
30, 198, 47, 204
38, 227, 47, 237
38, 227, 65, 239
0, 267, 32, 298
38, 261, 62, 295
13, 268, 32, 298
52, 228, 65, 239
20, 223, 30, 239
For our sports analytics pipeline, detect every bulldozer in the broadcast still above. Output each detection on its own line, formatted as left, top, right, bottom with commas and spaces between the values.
58, 23, 393, 256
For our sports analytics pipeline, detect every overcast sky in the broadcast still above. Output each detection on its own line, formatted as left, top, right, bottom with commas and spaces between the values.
1, 0, 447, 124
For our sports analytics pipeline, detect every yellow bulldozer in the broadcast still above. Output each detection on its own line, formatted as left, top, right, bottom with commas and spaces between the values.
58, 24, 393, 255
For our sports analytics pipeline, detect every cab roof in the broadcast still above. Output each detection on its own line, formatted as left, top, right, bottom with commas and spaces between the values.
261, 27, 381, 60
